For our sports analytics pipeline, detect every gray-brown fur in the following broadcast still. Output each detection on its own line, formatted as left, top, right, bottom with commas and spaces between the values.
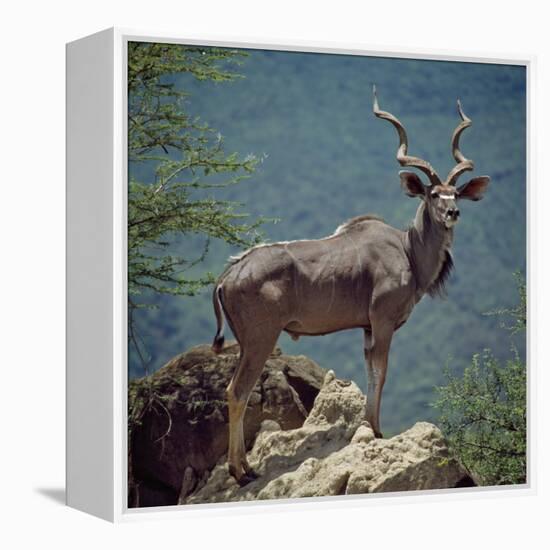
212, 88, 491, 484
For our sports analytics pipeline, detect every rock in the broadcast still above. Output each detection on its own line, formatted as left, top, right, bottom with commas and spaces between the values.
183, 373, 474, 504
128, 341, 326, 508
345, 422, 472, 494
351, 424, 376, 445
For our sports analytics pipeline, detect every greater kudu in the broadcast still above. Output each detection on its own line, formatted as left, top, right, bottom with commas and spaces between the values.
212, 87, 490, 485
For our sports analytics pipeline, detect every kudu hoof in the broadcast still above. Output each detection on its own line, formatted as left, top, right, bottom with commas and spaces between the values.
236, 473, 258, 487
243, 465, 258, 479
228, 463, 258, 486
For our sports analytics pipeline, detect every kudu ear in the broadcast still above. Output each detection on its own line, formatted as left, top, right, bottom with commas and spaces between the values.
399, 171, 426, 198
456, 176, 490, 201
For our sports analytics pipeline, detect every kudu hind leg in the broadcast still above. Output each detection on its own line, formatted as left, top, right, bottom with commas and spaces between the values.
363, 326, 393, 438
226, 331, 279, 485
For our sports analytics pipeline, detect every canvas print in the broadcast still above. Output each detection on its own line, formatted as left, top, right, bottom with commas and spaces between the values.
127, 41, 527, 508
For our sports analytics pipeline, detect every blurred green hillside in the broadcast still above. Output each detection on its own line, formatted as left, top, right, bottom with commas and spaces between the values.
128, 47, 526, 435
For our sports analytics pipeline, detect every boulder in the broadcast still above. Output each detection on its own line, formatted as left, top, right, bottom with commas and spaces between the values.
128, 341, 326, 508
183, 371, 474, 504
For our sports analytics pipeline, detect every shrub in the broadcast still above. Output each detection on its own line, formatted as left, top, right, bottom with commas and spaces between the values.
433, 274, 526, 486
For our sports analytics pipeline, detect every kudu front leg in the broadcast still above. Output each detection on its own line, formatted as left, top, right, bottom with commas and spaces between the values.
363, 326, 393, 438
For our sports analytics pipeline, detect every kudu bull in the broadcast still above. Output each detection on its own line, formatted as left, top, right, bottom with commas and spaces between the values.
212, 87, 490, 484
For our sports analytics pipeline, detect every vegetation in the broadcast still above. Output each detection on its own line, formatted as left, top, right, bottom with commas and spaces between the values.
433, 275, 527, 485
127, 42, 267, 369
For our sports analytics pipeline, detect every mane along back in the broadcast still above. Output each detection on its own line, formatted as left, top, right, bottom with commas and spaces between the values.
333, 214, 385, 235
220, 213, 386, 279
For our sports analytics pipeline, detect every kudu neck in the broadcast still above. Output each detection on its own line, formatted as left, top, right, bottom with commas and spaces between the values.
407, 201, 454, 296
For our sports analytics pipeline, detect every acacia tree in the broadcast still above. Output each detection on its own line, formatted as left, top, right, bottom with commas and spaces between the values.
128, 42, 265, 366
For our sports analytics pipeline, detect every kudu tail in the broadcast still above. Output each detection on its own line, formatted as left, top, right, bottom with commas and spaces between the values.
212, 285, 225, 354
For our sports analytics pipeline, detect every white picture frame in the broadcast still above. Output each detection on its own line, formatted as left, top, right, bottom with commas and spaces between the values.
66, 27, 535, 522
